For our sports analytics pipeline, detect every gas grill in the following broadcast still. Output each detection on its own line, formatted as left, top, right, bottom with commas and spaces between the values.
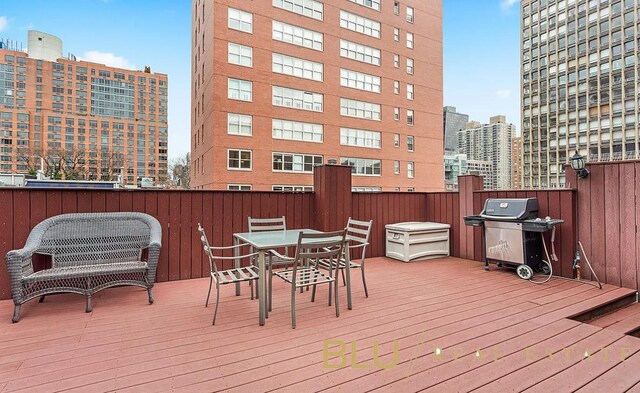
464, 198, 564, 280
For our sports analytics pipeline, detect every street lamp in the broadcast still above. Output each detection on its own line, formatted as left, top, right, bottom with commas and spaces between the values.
570, 150, 589, 179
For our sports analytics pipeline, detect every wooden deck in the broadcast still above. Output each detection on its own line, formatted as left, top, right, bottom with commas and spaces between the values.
0, 257, 638, 392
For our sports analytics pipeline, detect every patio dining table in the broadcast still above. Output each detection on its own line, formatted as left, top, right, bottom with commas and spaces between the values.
233, 229, 353, 326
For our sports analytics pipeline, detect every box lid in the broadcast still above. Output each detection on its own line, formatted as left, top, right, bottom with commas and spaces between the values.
385, 221, 451, 231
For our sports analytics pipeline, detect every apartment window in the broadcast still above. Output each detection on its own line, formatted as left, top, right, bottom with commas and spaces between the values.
273, 152, 322, 173
340, 69, 381, 93
394, 80, 399, 94
407, 84, 414, 100
341, 157, 382, 176
228, 184, 252, 191
352, 187, 381, 192
340, 98, 381, 120
394, 107, 400, 120
272, 20, 323, 51
228, 149, 252, 170
394, 28, 400, 41
407, 135, 414, 151
407, 109, 414, 125
228, 78, 252, 101
407, 187, 415, 192
272, 185, 314, 192
340, 127, 381, 148
272, 119, 323, 142
407, 58, 414, 74
407, 161, 414, 178
394, 134, 400, 147
407, 6, 414, 23
273, 0, 323, 20
227, 113, 252, 136
394, 54, 399, 68
407, 32, 414, 49
272, 53, 323, 81
272, 86, 323, 112
340, 10, 381, 38
340, 39, 381, 66
394, 1, 400, 15
349, 0, 380, 11
228, 8, 253, 33
228, 42, 253, 67
394, 160, 400, 174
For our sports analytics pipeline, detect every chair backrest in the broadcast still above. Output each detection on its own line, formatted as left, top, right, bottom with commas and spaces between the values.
197, 223, 218, 274
292, 230, 347, 277
346, 218, 373, 245
248, 216, 286, 233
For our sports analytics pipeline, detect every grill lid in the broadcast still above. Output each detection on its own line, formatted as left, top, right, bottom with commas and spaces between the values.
480, 198, 539, 220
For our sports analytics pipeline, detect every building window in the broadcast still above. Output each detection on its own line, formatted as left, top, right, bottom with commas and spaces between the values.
394, 80, 399, 94
272, 53, 323, 81
227, 113, 252, 136
228, 7, 253, 33
273, 152, 323, 173
407, 109, 414, 125
407, 161, 414, 178
349, 0, 380, 11
228, 78, 252, 101
228, 184, 252, 191
341, 157, 382, 176
407, 187, 414, 192
340, 127, 381, 148
340, 98, 381, 121
394, 107, 400, 121
272, 185, 314, 192
272, 86, 323, 112
340, 39, 381, 66
272, 20, 323, 51
394, 160, 400, 174
228, 149, 252, 170
394, 54, 399, 68
394, 28, 400, 41
407, 84, 414, 100
273, 0, 323, 20
407, 135, 414, 151
394, 133, 400, 147
407, 58, 414, 74
407, 6, 414, 23
394, 0, 400, 15
352, 187, 382, 192
340, 10, 381, 38
272, 119, 323, 142
407, 32, 414, 49
228, 42, 253, 67
340, 69, 381, 93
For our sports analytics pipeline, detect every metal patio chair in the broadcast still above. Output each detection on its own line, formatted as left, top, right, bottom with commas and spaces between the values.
270, 229, 347, 329
248, 216, 296, 311
316, 218, 373, 298
197, 223, 260, 325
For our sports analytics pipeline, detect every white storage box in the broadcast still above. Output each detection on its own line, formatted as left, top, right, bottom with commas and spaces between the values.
385, 222, 450, 262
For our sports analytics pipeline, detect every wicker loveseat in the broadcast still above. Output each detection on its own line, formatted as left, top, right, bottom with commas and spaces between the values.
5, 212, 162, 322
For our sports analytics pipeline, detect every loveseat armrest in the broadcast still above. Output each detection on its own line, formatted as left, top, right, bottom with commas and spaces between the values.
5, 246, 37, 302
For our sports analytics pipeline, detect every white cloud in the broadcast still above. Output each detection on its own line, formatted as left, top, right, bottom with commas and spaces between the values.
500, 0, 519, 10
496, 89, 511, 98
0, 16, 9, 32
79, 51, 137, 70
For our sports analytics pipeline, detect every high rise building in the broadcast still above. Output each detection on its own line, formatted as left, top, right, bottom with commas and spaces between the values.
521, 0, 639, 189
443, 153, 468, 191
443, 105, 469, 153
512, 136, 523, 189
0, 31, 168, 184
457, 115, 514, 189
191, 0, 443, 191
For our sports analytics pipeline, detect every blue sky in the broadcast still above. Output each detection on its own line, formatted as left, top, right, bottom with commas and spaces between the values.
0, 0, 521, 159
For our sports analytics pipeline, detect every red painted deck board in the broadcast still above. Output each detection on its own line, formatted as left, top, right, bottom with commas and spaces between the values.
0, 257, 637, 393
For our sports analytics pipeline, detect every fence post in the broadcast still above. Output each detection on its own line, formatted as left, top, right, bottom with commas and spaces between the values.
313, 164, 353, 231
458, 174, 484, 260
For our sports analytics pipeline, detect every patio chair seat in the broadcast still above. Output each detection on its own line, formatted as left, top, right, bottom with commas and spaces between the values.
316, 258, 361, 271
213, 265, 259, 284
275, 267, 334, 288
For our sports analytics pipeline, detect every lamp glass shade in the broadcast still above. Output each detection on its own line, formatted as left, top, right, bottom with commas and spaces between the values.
570, 151, 585, 170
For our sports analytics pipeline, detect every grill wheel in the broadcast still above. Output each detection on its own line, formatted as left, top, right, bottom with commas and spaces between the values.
516, 264, 534, 280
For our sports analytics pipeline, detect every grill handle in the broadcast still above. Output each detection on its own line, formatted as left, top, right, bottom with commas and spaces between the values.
480, 214, 522, 220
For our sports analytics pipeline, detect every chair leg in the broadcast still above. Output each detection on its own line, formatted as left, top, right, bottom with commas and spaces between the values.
86, 295, 93, 313
334, 279, 340, 318
291, 285, 297, 329
361, 265, 369, 298
147, 287, 154, 304
212, 284, 220, 325
328, 281, 332, 306
250, 279, 254, 300
311, 284, 316, 302
12, 304, 21, 323
39, 295, 46, 303
268, 263, 273, 312
341, 269, 346, 286
205, 276, 213, 307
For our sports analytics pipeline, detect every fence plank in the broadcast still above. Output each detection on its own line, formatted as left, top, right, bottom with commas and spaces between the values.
604, 164, 621, 287
619, 164, 636, 290
589, 165, 607, 284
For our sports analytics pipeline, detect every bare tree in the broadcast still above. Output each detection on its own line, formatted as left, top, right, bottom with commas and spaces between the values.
16, 147, 124, 181
169, 152, 190, 189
